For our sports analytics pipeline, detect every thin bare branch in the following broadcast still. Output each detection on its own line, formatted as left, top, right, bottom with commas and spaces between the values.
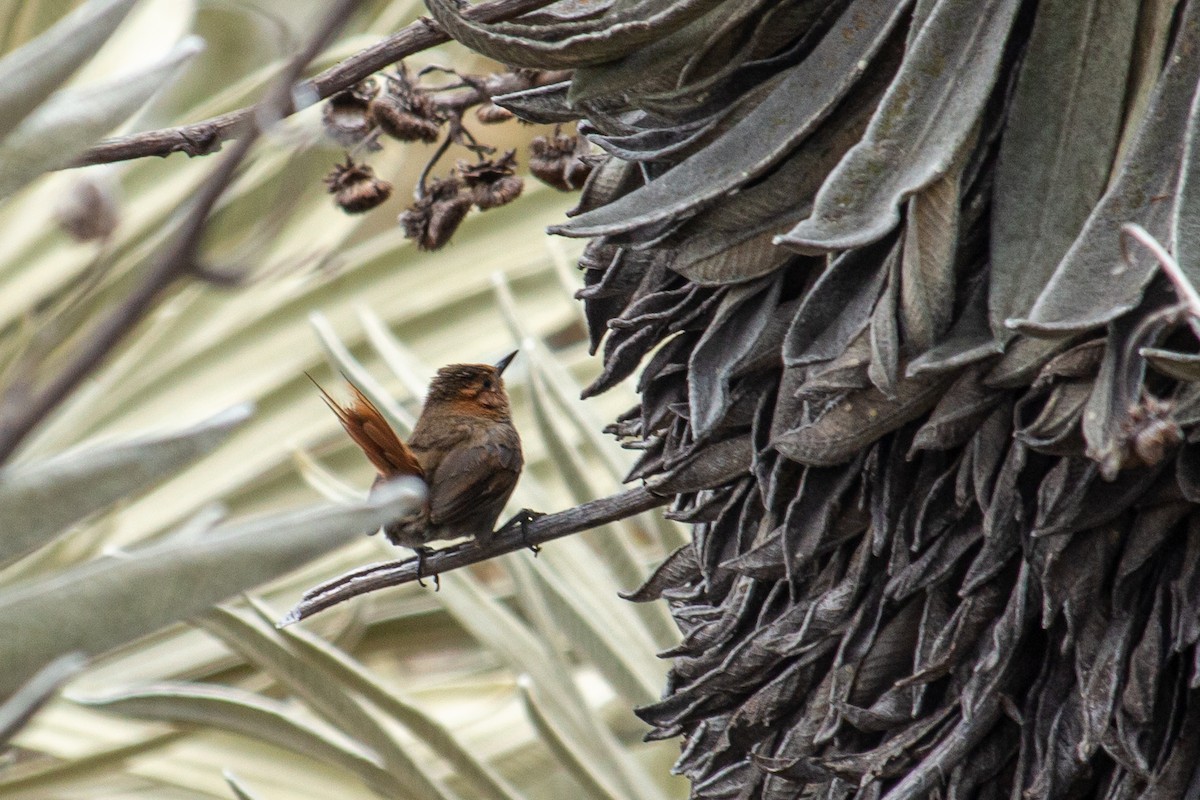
278, 486, 671, 627
71, 0, 559, 168
0, 0, 363, 464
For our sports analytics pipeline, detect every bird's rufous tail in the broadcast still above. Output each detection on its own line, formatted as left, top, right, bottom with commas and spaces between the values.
310, 376, 424, 481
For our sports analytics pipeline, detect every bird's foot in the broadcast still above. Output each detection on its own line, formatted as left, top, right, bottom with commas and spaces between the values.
412, 546, 440, 591
498, 508, 545, 555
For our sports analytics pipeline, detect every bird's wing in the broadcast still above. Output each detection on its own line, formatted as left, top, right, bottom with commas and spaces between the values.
311, 376, 424, 480
427, 439, 521, 528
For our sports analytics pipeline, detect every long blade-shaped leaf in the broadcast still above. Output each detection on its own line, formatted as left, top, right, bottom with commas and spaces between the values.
0, 403, 252, 566
1174, 48, 1200, 275
73, 682, 406, 798
0, 0, 141, 143
517, 679, 628, 800
0, 34, 203, 200
425, 0, 725, 69
0, 479, 423, 698
246, 598, 525, 800
549, 0, 912, 239
0, 652, 85, 747
437, 569, 669, 800
199, 606, 456, 800
989, 0, 1138, 343
223, 771, 266, 800
778, 0, 1022, 252
1014, 2, 1200, 332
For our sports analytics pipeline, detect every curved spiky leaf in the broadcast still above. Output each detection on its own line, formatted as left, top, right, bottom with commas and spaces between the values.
549, 0, 912, 239
778, 0, 1022, 253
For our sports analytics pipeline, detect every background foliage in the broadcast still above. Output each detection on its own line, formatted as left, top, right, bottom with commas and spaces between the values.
0, 1, 687, 798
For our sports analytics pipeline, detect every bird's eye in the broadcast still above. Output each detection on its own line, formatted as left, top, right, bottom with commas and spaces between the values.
482, 378, 494, 390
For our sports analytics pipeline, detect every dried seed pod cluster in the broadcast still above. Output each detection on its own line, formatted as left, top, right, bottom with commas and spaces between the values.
370, 78, 442, 144
323, 158, 392, 214
321, 78, 382, 150
55, 176, 120, 242
528, 129, 591, 191
398, 176, 473, 251
318, 63, 584, 249
457, 150, 523, 210
430, 0, 1200, 798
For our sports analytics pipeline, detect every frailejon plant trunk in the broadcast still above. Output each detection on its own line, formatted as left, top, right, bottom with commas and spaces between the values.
434, 0, 1200, 797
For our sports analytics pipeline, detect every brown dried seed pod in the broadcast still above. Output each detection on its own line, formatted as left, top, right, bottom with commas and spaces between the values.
344, 77, 380, 104
457, 151, 524, 210
398, 200, 432, 242
370, 89, 442, 143
399, 178, 472, 250
324, 158, 392, 214
56, 176, 120, 242
322, 80, 381, 149
1123, 395, 1182, 468
528, 131, 593, 191
471, 175, 524, 210
427, 194, 473, 248
322, 104, 375, 149
475, 102, 514, 124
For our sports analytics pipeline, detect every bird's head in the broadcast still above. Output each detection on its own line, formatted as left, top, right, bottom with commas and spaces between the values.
425, 350, 517, 416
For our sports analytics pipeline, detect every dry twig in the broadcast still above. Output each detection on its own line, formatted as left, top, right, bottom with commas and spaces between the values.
279, 486, 670, 627
71, 0, 559, 168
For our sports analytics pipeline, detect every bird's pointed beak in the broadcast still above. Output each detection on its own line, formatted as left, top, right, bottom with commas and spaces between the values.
494, 350, 518, 375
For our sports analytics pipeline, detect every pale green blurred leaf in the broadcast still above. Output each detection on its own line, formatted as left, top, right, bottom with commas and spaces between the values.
224, 770, 266, 800
0, 0, 140, 142
528, 564, 660, 706
0, 651, 86, 746
438, 569, 670, 800
0, 479, 423, 698
311, 310, 415, 434
517, 678, 627, 800
0, 403, 252, 566
199, 606, 456, 800
0, 33, 203, 200
72, 682, 406, 798
246, 597, 524, 800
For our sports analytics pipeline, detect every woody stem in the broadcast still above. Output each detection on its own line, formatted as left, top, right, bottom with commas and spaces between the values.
70, 0, 561, 168
278, 486, 672, 627
415, 132, 455, 197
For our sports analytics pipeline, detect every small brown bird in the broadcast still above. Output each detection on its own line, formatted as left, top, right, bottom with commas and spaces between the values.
315, 351, 524, 565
